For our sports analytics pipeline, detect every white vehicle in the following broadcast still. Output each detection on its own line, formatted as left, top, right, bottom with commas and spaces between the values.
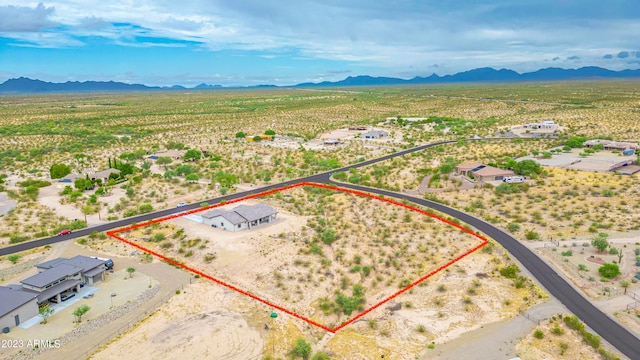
502, 176, 525, 183
177, 202, 188, 207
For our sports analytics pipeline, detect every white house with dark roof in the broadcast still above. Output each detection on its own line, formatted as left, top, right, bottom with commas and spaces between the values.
363, 129, 389, 139
202, 203, 277, 232
0, 286, 38, 330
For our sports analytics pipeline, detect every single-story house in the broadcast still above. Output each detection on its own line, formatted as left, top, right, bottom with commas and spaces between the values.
202, 203, 278, 232
147, 149, 186, 160
58, 173, 84, 183
363, 129, 389, 139
455, 163, 484, 177
0, 286, 38, 330
456, 163, 515, 181
584, 139, 639, 151
91, 169, 121, 183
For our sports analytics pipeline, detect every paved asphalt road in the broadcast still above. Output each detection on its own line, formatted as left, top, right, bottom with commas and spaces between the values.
332, 181, 640, 360
2, 137, 639, 359
0, 139, 458, 257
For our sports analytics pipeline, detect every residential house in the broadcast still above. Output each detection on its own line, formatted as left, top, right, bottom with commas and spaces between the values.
91, 168, 121, 183
456, 163, 515, 181
583, 139, 639, 151
202, 203, 278, 232
363, 129, 389, 139
147, 149, 186, 160
0, 286, 38, 330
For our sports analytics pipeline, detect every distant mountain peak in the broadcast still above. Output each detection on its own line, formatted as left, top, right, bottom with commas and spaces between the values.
1, 66, 639, 93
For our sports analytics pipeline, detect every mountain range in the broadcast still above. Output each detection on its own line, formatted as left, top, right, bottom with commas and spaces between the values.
1, 66, 639, 93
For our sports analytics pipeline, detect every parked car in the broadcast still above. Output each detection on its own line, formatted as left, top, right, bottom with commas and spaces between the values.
57, 229, 72, 236
176, 202, 188, 208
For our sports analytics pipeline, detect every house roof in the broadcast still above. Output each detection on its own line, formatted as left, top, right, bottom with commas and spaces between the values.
151, 149, 186, 158
0, 286, 38, 317
58, 174, 83, 182
21, 264, 82, 288
92, 168, 120, 179
473, 165, 514, 177
456, 162, 484, 171
233, 204, 277, 222
60, 256, 105, 273
37, 258, 68, 270
363, 130, 389, 137
202, 209, 247, 225
202, 203, 277, 224
584, 139, 639, 150
37, 255, 105, 273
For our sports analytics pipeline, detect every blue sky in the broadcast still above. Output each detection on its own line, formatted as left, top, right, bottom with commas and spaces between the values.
0, 1, 639, 87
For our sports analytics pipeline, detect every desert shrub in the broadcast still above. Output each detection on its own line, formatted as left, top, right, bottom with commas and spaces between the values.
598, 263, 620, 278
500, 264, 520, 279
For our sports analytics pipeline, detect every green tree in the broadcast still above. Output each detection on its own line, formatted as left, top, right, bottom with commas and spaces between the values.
185, 173, 199, 183
213, 171, 239, 188
73, 304, 90, 323
439, 163, 454, 174
39, 306, 55, 324
513, 159, 542, 176
293, 338, 312, 359
156, 156, 173, 169
184, 149, 202, 161
311, 351, 330, 360
264, 129, 276, 136
591, 232, 609, 253
598, 263, 621, 279
235, 131, 246, 138
74, 178, 92, 191
253, 135, 262, 142
127, 267, 136, 278
49, 163, 71, 179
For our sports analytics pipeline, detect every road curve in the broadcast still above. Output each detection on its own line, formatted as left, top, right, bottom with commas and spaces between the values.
0, 139, 460, 257
2, 137, 638, 358
331, 180, 640, 360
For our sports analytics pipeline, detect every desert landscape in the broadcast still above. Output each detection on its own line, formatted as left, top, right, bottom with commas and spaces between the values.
1, 81, 638, 359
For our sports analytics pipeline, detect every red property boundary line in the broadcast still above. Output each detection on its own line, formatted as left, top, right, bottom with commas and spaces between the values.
107, 182, 487, 333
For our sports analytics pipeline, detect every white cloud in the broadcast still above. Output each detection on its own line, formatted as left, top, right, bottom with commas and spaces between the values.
0, 2, 55, 32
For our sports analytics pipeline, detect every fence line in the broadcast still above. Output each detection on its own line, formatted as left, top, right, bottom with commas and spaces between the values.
80, 284, 184, 360
626, 301, 640, 310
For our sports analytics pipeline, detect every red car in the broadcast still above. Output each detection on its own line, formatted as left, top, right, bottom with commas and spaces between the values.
57, 229, 72, 236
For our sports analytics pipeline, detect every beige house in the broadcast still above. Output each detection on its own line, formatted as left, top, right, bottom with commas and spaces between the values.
456, 163, 515, 181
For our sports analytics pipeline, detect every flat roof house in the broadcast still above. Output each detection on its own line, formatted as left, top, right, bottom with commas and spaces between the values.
202, 203, 278, 232
363, 129, 389, 139
0, 286, 38, 330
